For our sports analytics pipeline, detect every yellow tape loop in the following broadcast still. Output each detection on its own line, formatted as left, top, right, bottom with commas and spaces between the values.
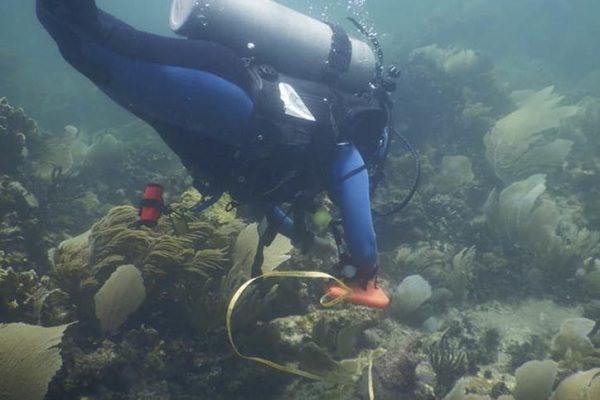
226, 272, 351, 380
226, 271, 376, 399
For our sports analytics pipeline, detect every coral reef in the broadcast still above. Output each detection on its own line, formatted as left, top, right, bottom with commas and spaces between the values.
512, 359, 557, 400
506, 335, 549, 371
0, 97, 39, 174
0, 175, 48, 273
390, 274, 432, 319
94, 264, 146, 334
0, 322, 72, 400
427, 328, 468, 396
484, 86, 579, 183
372, 336, 423, 396
51, 204, 235, 334
3, 11, 600, 397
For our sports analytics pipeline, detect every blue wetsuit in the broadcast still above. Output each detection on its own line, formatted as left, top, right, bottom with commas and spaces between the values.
37, 0, 380, 278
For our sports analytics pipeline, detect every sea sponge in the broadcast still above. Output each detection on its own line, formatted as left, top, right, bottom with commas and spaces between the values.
551, 317, 595, 359
390, 275, 432, 317
513, 359, 558, 400
550, 368, 600, 400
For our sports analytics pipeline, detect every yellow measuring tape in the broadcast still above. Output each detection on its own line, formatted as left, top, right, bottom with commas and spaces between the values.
226, 271, 377, 399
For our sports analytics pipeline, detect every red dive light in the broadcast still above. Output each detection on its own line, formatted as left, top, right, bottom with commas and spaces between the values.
138, 184, 164, 227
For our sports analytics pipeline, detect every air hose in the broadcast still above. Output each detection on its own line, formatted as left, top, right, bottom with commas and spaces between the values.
373, 126, 421, 218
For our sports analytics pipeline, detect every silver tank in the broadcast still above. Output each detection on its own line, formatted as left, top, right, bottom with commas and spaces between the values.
170, 0, 377, 93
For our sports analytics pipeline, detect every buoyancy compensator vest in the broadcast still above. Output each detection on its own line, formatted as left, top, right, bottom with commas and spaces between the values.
169, 0, 377, 93
219, 64, 389, 205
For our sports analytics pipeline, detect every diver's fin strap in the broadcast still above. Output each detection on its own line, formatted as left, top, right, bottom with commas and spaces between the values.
226, 271, 378, 398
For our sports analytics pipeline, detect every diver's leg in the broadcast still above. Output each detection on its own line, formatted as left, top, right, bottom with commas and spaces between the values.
37, 0, 253, 144
329, 143, 378, 279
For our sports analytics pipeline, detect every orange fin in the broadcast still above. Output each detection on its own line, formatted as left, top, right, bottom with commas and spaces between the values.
326, 280, 390, 309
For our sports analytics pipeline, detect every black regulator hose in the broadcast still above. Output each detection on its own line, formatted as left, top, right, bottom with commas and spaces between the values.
373, 126, 421, 218
347, 17, 420, 216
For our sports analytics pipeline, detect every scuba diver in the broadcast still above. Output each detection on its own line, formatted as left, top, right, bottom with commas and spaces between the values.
37, 0, 402, 309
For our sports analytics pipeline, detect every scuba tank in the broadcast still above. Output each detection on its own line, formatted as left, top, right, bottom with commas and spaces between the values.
169, 0, 377, 93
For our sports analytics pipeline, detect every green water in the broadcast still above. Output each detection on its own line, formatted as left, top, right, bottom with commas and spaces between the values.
1, 1, 600, 399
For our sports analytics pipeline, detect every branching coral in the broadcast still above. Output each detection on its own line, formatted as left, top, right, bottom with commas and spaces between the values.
0, 267, 41, 321
0, 97, 39, 174
428, 329, 468, 396
447, 246, 477, 303
0, 175, 48, 273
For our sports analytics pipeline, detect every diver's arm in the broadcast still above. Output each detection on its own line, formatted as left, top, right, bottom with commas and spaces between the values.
36, 0, 253, 143
329, 143, 379, 280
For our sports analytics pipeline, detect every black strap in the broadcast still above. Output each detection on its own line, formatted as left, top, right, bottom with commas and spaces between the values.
139, 198, 163, 209
251, 238, 266, 278
340, 164, 367, 183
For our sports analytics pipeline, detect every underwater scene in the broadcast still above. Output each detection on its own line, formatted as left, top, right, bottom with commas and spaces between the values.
1, 0, 600, 399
